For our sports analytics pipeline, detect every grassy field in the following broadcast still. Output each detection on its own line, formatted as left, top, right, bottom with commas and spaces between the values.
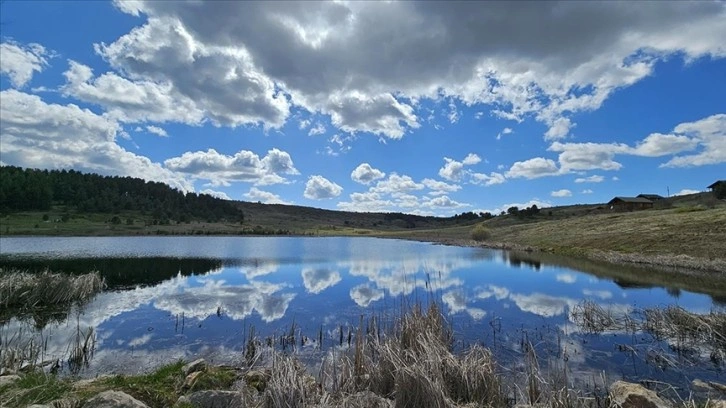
1, 192, 724, 273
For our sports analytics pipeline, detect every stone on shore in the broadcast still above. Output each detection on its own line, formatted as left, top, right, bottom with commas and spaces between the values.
82, 390, 149, 408
609, 381, 674, 408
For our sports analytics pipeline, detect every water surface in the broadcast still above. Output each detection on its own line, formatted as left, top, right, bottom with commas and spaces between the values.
1, 236, 723, 387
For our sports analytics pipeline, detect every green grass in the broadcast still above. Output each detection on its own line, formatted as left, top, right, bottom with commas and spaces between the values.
0, 371, 73, 407
0, 361, 239, 408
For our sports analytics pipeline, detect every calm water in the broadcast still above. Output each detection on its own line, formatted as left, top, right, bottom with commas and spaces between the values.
1, 236, 723, 386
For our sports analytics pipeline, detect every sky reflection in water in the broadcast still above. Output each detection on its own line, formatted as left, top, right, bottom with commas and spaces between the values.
0, 236, 722, 385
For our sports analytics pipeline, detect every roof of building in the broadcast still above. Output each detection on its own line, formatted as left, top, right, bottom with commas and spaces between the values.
708, 180, 725, 189
637, 194, 664, 200
608, 196, 653, 204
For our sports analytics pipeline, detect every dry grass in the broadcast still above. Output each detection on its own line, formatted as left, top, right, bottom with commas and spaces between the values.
0, 270, 104, 308
571, 301, 726, 355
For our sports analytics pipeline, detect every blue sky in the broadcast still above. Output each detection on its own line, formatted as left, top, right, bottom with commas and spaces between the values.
1, 1, 724, 216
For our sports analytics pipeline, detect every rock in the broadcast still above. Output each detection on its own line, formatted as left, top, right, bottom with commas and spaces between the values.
183, 371, 204, 389
340, 391, 393, 408
0, 374, 21, 387
705, 401, 726, 408
609, 381, 673, 408
183, 359, 208, 376
82, 390, 149, 408
178, 390, 245, 408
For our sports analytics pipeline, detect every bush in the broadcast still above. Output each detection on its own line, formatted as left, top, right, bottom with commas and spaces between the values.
470, 224, 491, 241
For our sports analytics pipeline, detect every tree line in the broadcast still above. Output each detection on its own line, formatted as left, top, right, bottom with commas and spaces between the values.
0, 166, 244, 223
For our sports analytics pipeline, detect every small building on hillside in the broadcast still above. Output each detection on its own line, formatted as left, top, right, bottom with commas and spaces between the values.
637, 193, 664, 201
608, 196, 653, 211
708, 180, 725, 191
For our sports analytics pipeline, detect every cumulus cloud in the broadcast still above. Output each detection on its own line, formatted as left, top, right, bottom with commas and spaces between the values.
0, 89, 192, 191
505, 157, 559, 179
660, 114, 726, 167
462, 153, 482, 165
544, 117, 573, 140
439, 153, 481, 181
308, 122, 326, 136
302, 268, 341, 294
244, 187, 291, 204
351, 163, 386, 185
496, 127, 513, 140
581, 189, 594, 194
107, 1, 725, 141
371, 173, 424, 194
145, 125, 168, 137
421, 178, 461, 195
61, 61, 205, 125
164, 148, 298, 186
574, 175, 604, 183
95, 17, 290, 128
350, 284, 384, 307
470, 172, 506, 186
425, 195, 469, 208
0, 41, 50, 88
199, 189, 231, 200
551, 189, 572, 197
304, 175, 343, 199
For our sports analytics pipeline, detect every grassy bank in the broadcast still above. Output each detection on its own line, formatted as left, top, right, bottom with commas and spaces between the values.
2, 303, 725, 407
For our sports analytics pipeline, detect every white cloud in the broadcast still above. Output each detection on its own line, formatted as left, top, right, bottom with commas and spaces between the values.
244, 187, 291, 204
675, 189, 700, 196
425, 195, 469, 208
496, 127, 513, 140
574, 175, 604, 183
351, 163, 386, 185
199, 189, 231, 200
61, 61, 205, 125
551, 189, 572, 197
660, 114, 726, 167
462, 153, 482, 165
371, 173, 424, 194
439, 153, 481, 181
470, 172, 506, 186
633, 133, 698, 157
549, 142, 629, 172
505, 157, 559, 179
164, 148, 298, 186
422, 178, 461, 195
145, 125, 168, 137
349, 284, 384, 307
105, 2, 726, 139
556, 274, 577, 284
544, 117, 573, 140
308, 122, 326, 136
304, 175, 343, 199
0, 89, 192, 191
95, 17, 290, 129
0, 41, 50, 88
302, 268, 341, 294
581, 189, 594, 194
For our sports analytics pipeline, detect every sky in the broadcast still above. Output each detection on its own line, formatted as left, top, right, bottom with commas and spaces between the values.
0, 1, 724, 216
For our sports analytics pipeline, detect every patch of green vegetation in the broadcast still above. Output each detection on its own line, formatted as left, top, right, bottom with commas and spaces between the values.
94, 361, 186, 407
470, 223, 491, 241
0, 371, 73, 407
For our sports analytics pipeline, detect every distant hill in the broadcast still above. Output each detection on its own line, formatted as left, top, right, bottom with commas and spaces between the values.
0, 166, 244, 224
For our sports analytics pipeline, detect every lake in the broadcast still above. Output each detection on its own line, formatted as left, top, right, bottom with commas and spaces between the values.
1, 236, 724, 388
